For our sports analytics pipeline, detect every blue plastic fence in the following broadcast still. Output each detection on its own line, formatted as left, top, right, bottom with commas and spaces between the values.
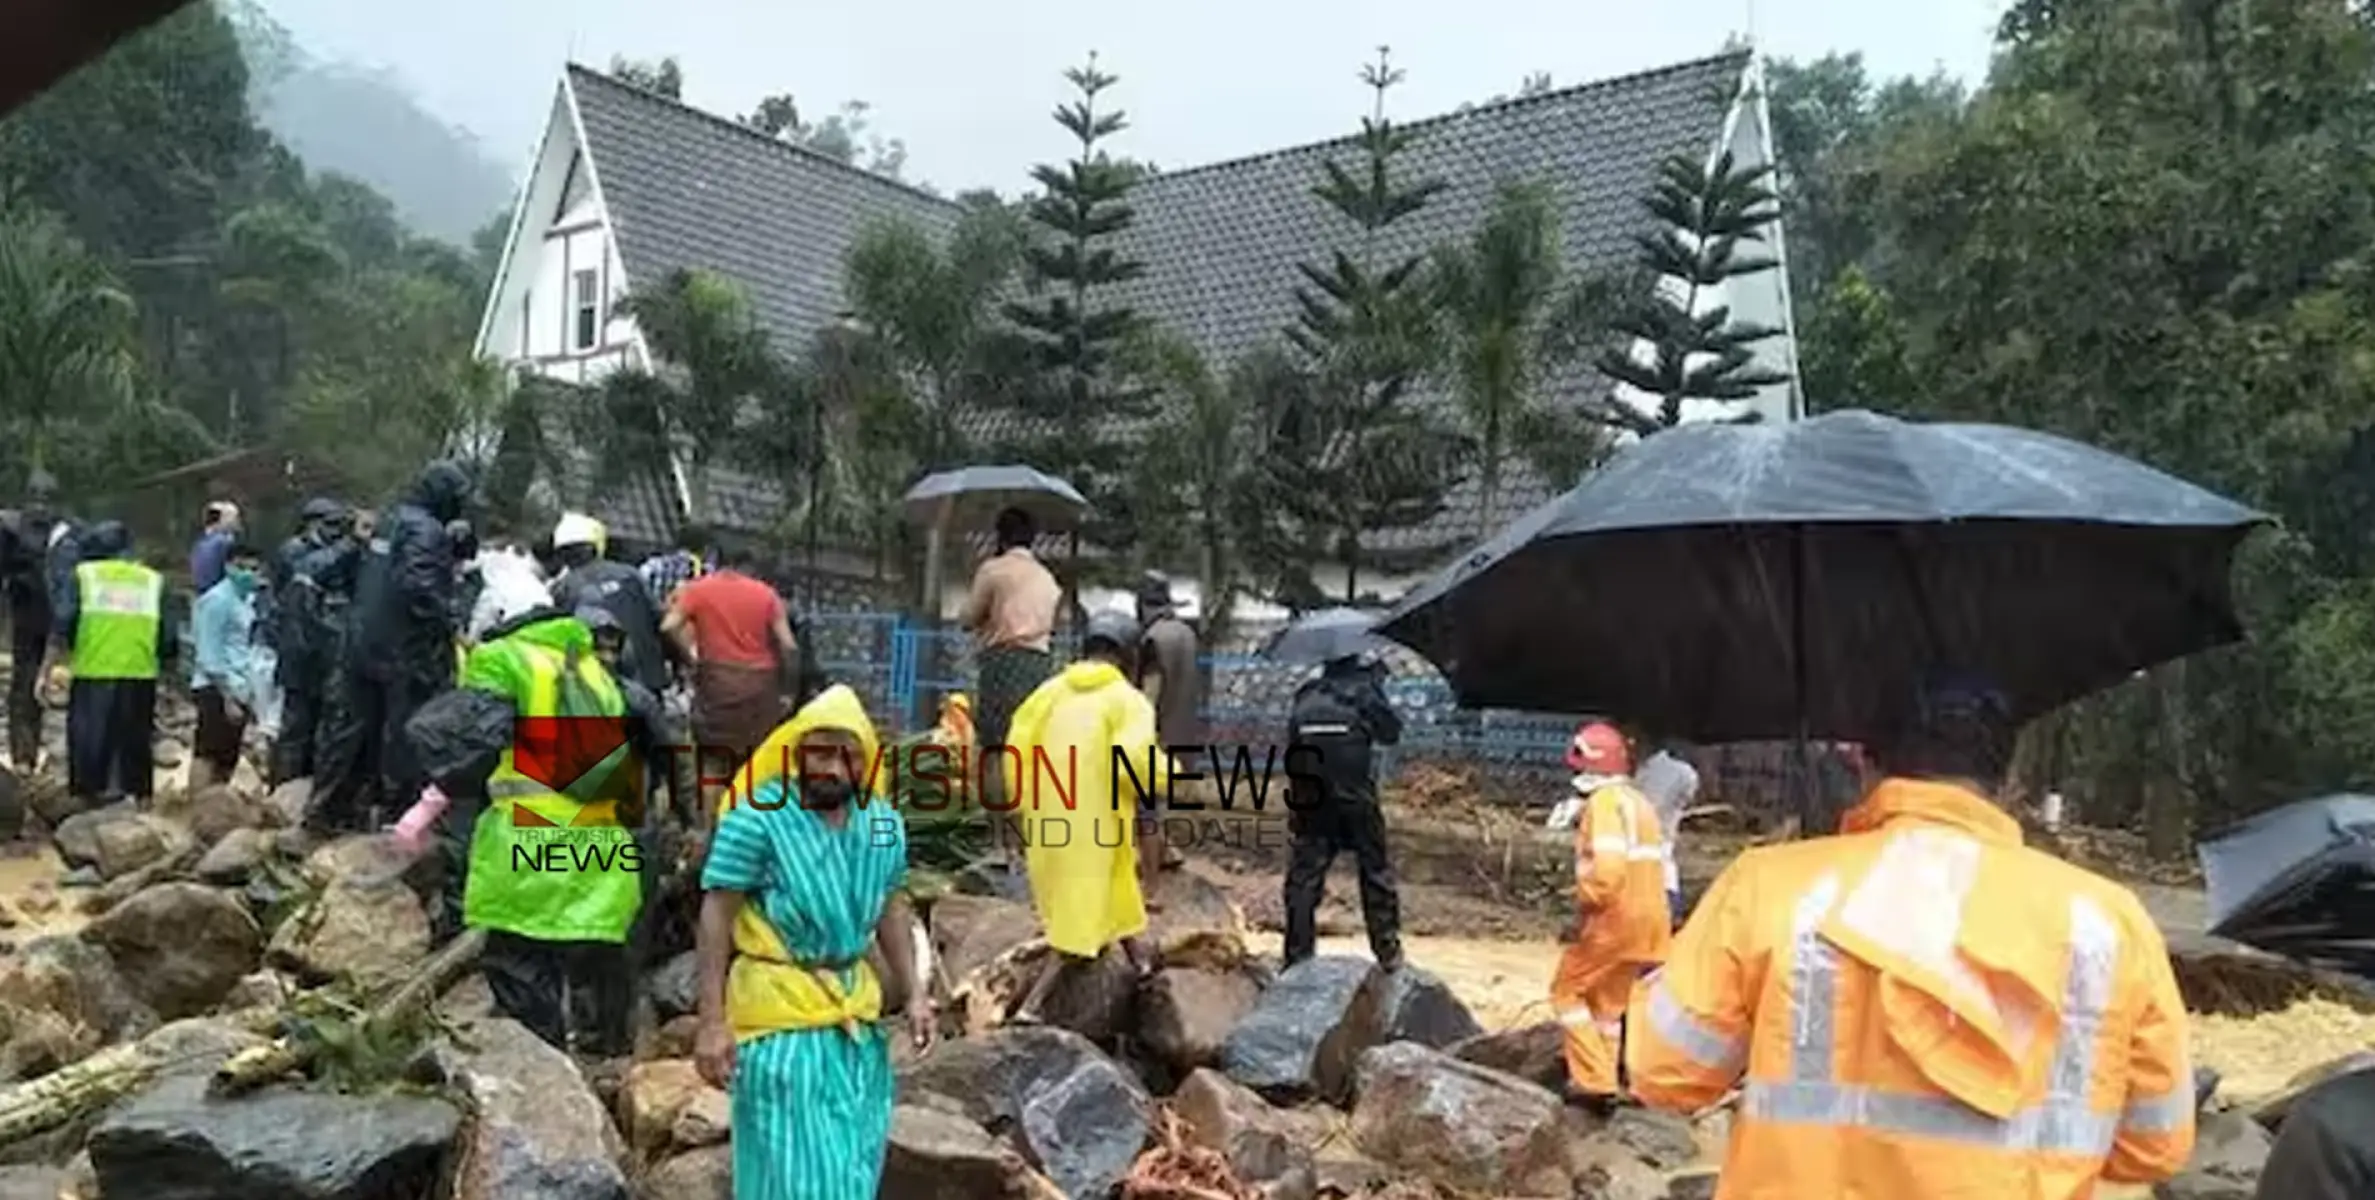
802, 611, 1576, 782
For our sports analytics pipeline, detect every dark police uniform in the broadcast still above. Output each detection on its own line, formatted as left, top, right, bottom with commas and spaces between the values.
1282, 658, 1404, 970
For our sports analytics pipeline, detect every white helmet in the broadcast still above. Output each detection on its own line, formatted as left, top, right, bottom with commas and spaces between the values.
552, 511, 606, 553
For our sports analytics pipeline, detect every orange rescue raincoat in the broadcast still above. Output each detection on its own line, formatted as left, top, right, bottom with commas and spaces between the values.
1625, 777, 2195, 1199
1550, 773, 1672, 1094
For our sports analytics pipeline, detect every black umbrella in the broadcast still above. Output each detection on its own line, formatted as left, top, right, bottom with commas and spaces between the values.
1264, 607, 1390, 665
2201, 796, 2375, 981
1379, 409, 2266, 741
900, 465, 1090, 534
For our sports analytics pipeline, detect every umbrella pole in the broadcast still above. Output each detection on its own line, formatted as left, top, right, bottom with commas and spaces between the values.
919, 516, 947, 732
1792, 524, 1817, 839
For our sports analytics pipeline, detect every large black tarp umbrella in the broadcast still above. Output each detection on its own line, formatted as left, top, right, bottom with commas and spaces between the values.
2201, 795, 2375, 980
1379, 409, 2266, 742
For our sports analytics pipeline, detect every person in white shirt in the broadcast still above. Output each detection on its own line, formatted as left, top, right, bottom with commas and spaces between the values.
1632, 744, 1699, 917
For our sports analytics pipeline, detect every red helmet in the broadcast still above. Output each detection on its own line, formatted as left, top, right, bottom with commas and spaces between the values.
1567, 722, 1631, 775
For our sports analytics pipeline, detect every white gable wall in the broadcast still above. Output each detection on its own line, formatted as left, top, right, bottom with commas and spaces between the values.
1607, 57, 1804, 428
475, 82, 646, 387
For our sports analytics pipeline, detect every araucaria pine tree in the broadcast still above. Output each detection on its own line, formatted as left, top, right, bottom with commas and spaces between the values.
1595, 151, 1793, 429
1000, 53, 1150, 557
1261, 47, 1469, 602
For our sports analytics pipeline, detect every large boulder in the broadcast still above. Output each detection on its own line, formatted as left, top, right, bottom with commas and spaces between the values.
632, 1146, 730, 1200
1449, 1021, 1567, 1091
22, 772, 77, 830
1029, 946, 1140, 1044
616, 1060, 728, 1162
1142, 968, 1261, 1074
898, 1025, 1111, 1129
929, 893, 1042, 986
88, 1074, 461, 1200
1220, 956, 1377, 1103
1171, 1068, 1318, 1193
2157, 1109, 2273, 1200
262, 780, 313, 830
55, 804, 188, 880
0, 934, 157, 1044
441, 1017, 630, 1200
159, 785, 266, 847
1021, 1047, 1153, 1200
84, 883, 261, 1018
1597, 1106, 1702, 1172
266, 872, 431, 993
1348, 1042, 1572, 1197
1355, 967, 1482, 1049
1142, 869, 1247, 958
195, 829, 270, 884
883, 1104, 1039, 1200
897, 1025, 1151, 1197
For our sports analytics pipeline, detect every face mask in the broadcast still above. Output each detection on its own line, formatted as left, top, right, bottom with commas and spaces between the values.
226, 567, 258, 594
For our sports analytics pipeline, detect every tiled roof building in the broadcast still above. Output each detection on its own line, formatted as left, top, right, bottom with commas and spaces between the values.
476, 51, 1799, 577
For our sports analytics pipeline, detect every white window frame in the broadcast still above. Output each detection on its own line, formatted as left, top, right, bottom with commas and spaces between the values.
572, 268, 600, 352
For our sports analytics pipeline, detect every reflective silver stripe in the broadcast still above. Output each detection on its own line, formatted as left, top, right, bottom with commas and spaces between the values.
1744, 1081, 2116, 1153
1295, 723, 1354, 736
2120, 1085, 2192, 1134
1788, 874, 1843, 1084
1745, 882, 2127, 1156
1645, 978, 1744, 1073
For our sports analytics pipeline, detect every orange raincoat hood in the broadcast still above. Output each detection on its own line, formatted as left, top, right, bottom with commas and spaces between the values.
1826, 778, 2063, 1119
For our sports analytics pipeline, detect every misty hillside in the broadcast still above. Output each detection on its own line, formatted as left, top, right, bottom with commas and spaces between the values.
231, 2, 515, 245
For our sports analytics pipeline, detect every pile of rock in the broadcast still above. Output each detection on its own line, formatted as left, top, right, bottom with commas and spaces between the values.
0, 759, 1734, 1200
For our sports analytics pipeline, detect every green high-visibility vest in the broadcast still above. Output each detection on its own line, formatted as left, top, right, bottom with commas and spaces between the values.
71, 560, 163, 681
462, 634, 641, 946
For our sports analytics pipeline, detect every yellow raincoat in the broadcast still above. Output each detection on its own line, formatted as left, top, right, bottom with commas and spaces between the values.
712, 684, 891, 1041
1626, 778, 2195, 1199
1005, 661, 1164, 958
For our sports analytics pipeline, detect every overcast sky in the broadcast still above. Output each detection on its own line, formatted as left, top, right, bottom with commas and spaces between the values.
260, 0, 2005, 195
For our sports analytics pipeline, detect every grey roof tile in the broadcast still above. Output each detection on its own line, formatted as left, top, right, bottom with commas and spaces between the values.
559, 53, 1752, 558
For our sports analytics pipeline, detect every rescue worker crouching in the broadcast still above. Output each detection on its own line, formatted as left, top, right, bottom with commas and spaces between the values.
426, 581, 646, 1055
49, 521, 173, 810
1282, 651, 1405, 973
1624, 674, 2195, 1198
1549, 721, 1670, 1102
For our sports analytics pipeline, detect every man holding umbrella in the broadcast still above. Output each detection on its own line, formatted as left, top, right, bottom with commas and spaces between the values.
1271, 608, 1405, 972
960, 506, 1061, 840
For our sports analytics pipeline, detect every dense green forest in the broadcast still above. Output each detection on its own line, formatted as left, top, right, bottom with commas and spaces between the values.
8, 0, 2375, 846
0, 3, 511, 512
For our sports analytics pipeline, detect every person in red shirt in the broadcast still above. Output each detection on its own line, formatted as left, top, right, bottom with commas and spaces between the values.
661, 545, 797, 826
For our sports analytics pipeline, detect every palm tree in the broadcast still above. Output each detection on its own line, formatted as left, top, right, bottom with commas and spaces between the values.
0, 205, 141, 484
1129, 332, 1267, 638
606, 268, 783, 521
1430, 181, 1624, 528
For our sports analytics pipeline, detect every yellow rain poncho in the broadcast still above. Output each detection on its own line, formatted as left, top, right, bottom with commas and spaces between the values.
708, 684, 892, 1040
1004, 660, 1165, 958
